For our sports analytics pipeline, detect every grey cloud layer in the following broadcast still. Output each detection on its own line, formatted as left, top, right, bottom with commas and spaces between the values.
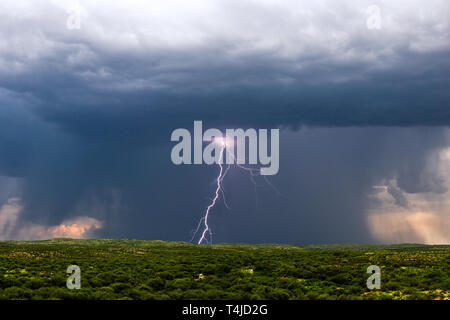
1, 0, 449, 133
0, 1, 449, 242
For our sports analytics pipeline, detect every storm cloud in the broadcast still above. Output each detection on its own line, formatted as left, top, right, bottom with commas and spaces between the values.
0, 0, 449, 243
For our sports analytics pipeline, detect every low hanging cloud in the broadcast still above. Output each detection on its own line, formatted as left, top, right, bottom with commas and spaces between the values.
368, 211, 450, 244
0, 198, 102, 240
367, 146, 450, 244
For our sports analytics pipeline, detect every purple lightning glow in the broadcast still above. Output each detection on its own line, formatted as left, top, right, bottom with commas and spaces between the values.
190, 137, 282, 245
197, 144, 225, 244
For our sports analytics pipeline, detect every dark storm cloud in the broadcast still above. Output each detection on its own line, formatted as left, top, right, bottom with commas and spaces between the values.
1, 0, 449, 136
0, 0, 450, 242
93, 127, 450, 243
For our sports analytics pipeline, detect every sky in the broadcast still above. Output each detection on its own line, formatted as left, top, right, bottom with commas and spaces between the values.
0, 0, 449, 244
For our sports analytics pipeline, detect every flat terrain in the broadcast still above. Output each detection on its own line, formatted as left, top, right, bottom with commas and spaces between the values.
0, 239, 448, 300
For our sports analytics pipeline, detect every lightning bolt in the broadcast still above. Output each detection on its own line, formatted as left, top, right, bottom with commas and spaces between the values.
190, 138, 283, 244
196, 146, 225, 244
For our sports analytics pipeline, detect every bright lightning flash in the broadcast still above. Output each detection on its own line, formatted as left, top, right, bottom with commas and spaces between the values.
191, 137, 280, 245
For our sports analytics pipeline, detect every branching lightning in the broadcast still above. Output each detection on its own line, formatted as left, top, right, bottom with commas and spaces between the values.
190, 137, 283, 244
197, 146, 225, 244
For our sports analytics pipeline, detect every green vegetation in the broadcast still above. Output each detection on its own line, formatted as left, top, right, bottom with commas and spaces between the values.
0, 239, 448, 300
